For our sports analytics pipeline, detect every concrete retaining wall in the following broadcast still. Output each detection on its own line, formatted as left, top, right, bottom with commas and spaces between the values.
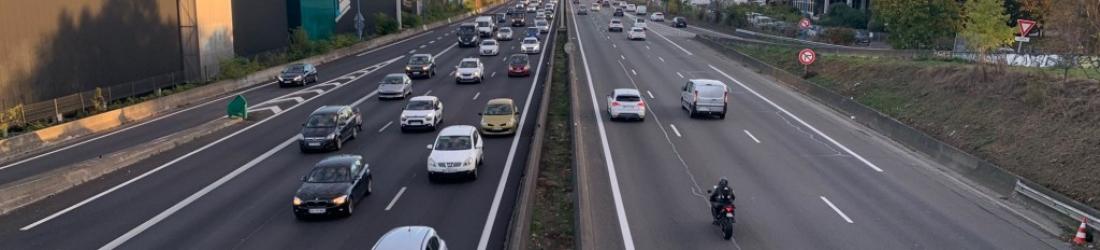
696, 35, 1100, 235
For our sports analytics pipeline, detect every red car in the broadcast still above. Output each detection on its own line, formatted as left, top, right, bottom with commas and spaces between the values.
507, 54, 531, 77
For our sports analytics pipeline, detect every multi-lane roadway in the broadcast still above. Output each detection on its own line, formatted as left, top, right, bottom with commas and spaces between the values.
569, 1, 1063, 249
0, 3, 556, 249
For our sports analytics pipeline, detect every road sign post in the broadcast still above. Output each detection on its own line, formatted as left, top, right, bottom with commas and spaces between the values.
1016, 19, 1037, 53
798, 48, 816, 77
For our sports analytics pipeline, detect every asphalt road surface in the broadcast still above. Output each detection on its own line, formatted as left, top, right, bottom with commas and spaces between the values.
568, 1, 1064, 249
0, 4, 555, 249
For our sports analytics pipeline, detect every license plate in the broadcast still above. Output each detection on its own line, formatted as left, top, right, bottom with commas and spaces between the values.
309, 208, 326, 214
410, 121, 422, 125
308, 142, 320, 147
726, 213, 734, 217
412, 72, 421, 75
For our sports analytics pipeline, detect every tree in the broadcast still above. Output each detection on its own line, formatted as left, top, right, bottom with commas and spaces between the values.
1043, 0, 1100, 78
873, 0, 962, 49
960, 0, 1014, 59
820, 4, 869, 29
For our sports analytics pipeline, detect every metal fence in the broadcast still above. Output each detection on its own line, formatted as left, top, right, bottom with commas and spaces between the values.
2, 71, 185, 127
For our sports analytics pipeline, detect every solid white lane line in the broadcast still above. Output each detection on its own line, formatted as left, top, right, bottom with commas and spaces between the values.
378, 121, 393, 133
436, 42, 458, 58
0, 80, 274, 172
473, 92, 481, 100
21, 56, 400, 232
708, 64, 883, 172
385, 187, 407, 211
474, 14, 554, 250
646, 90, 654, 99
408, 49, 416, 54
419, 44, 427, 49
820, 196, 854, 223
429, 40, 436, 44
670, 124, 682, 137
356, 31, 434, 56
631, 69, 637, 75
744, 130, 761, 143
98, 82, 385, 249
676, 72, 684, 78
650, 27, 694, 56
620, 54, 625, 60
424, 90, 433, 96
569, 6, 637, 250
658, 56, 665, 62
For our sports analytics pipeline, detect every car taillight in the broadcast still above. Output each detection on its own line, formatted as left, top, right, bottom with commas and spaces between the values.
725, 207, 734, 212
637, 101, 645, 107
611, 101, 621, 107
693, 90, 699, 103
724, 91, 729, 103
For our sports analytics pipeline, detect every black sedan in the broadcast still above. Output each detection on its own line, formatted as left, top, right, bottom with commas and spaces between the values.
299, 106, 363, 152
292, 155, 373, 219
277, 63, 318, 87
405, 54, 437, 79
672, 17, 688, 28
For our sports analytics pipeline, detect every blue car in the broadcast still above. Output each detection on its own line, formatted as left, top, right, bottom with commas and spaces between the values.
525, 27, 540, 39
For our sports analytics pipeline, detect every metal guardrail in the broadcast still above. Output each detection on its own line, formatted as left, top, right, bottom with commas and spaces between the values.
2, 71, 184, 127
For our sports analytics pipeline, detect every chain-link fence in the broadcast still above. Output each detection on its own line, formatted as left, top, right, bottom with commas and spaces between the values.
1, 71, 184, 128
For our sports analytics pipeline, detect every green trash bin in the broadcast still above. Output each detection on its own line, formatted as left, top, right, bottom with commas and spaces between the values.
227, 95, 248, 119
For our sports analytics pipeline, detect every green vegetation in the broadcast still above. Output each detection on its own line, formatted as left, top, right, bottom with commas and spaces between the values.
872, 0, 961, 49
959, 0, 1013, 57
529, 29, 575, 249
219, 27, 360, 80
820, 4, 868, 29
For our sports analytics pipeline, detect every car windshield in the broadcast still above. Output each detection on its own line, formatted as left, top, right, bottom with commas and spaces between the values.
481, 40, 497, 46
305, 113, 337, 128
409, 56, 430, 65
405, 100, 434, 110
523, 39, 538, 44
434, 135, 472, 150
381, 76, 404, 85
285, 65, 306, 73
459, 61, 479, 68
510, 56, 528, 65
484, 103, 514, 115
611, 20, 621, 24
616, 95, 641, 102
500, 28, 512, 33
458, 25, 476, 34
632, 28, 643, 32
536, 21, 547, 26
305, 166, 351, 183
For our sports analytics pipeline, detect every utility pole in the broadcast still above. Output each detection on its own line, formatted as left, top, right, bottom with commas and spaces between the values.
355, 0, 365, 40
396, 0, 403, 30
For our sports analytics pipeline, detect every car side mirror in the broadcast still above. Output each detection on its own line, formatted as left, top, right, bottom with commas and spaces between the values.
301, 123, 306, 127
300, 175, 308, 181
426, 144, 434, 150
706, 189, 712, 194
478, 112, 483, 116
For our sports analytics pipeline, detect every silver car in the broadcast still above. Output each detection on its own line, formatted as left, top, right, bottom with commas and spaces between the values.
372, 226, 447, 250
496, 27, 514, 41
680, 79, 729, 119
377, 73, 413, 99
454, 58, 485, 83
607, 88, 646, 121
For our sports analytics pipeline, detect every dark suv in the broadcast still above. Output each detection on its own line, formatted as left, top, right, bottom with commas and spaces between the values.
299, 106, 363, 152
405, 54, 436, 79
672, 17, 688, 28
511, 13, 527, 27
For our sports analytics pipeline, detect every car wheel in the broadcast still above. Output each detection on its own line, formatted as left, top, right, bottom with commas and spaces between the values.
334, 137, 343, 151
350, 128, 358, 140
344, 197, 354, 217
428, 173, 437, 182
470, 167, 479, 180
718, 113, 726, 120
300, 146, 309, 153
365, 176, 373, 195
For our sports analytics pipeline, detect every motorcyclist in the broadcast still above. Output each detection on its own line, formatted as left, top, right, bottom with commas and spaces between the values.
709, 177, 736, 224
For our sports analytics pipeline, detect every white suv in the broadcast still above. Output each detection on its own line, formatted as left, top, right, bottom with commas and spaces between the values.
400, 96, 444, 132
520, 37, 541, 54
479, 39, 500, 56
627, 27, 646, 40
607, 88, 646, 121
426, 125, 484, 181
454, 58, 484, 83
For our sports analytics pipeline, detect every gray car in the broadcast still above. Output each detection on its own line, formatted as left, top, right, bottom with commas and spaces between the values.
278, 63, 318, 87
680, 79, 729, 119
372, 226, 447, 250
377, 73, 413, 100
496, 27, 514, 41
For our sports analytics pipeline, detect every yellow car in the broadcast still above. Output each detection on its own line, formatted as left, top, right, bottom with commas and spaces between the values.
478, 98, 519, 135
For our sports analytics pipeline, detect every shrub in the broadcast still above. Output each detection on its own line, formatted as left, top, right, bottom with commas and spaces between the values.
823, 27, 856, 45
402, 13, 423, 29
375, 13, 399, 35
820, 5, 868, 29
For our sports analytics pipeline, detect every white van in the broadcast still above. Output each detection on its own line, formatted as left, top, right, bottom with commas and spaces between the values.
636, 5, 647, 15
680, 79, 729, 119
475, 16, 495, 37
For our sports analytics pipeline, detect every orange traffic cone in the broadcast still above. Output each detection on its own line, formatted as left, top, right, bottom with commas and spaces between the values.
1073, 216, 1089, 246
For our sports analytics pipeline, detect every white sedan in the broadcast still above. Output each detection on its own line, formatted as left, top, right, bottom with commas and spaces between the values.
479, 39, 500, 56
627, 27, 646, 40
520, 37, 541, 54
426, 125, 484, 181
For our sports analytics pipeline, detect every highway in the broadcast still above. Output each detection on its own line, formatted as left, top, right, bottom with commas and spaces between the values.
568, 1, 1064, 249
0, 4, 553, 249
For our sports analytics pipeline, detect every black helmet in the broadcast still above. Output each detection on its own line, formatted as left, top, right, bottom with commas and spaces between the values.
718, 177, 728, 187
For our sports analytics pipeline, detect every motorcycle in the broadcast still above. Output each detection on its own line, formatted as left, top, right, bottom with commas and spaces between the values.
707, 189, 736, 240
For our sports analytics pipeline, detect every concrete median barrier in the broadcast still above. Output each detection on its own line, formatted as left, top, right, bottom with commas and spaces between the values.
0, 117, 241, 216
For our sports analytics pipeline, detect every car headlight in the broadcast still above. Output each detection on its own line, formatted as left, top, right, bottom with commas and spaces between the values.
294, 75, 303, 80
400, 115, 408, 121
465, 158, 476, 167
326, 133, 336, 140
428, 158, 436, 168
332, 195, 348, 205
405, 66, 412, 71
292, 197, 302, 206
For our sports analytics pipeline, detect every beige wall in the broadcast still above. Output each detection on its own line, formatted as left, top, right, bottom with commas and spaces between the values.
195, 0, 236, 81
